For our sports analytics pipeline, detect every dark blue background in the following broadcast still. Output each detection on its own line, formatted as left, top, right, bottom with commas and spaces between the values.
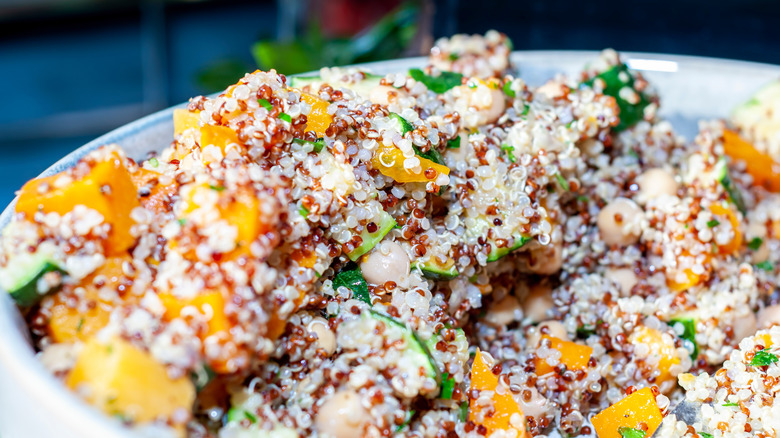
1, 0, 778, 205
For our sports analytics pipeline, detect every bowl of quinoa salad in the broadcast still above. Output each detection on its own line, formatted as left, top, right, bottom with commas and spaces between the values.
2, 29, 780, 438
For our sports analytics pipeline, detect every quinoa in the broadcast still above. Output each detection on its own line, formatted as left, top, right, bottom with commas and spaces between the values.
2, 30, 779, 438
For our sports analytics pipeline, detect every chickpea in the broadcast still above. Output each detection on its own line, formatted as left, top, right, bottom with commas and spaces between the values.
758, 305, 780, 330
522, 283, 554, 323
369, 85, 407, 107
524, 240, 563, 275
597, 197, 643, 246
315, 389, 369, 438
527, 320, 569, 348
636, 168, 677, 202
359, 241, 410, 286
605, 268, 638, 295
307, 317, 336, 355
455, 83, 506, 128
732, 311, 758, 342
484, 295, 522, 327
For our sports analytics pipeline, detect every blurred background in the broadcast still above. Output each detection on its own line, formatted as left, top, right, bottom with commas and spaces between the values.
0, 0, 778, 204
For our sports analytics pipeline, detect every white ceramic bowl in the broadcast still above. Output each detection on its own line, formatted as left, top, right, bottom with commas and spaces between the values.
0, 51, 778, 438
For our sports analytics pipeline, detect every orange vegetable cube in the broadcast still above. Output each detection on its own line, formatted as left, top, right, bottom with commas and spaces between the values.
371, 145, 450, 184
159, 290, 230, 339
173, 108, 201, 136
131, 168, 177, 214
200, 124, 240, 154
591, 387, 663, 438
469, 349, 527, 435
709, 203, 742, 255
16, 149, 140, 254
300, 92, 333, 137
534, 335, 593, 376
48, 256, 131, 343
629, 327, 679, 384
723, 129, 780, 192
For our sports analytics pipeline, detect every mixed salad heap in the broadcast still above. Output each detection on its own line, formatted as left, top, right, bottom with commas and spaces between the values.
3, 30, 780, 438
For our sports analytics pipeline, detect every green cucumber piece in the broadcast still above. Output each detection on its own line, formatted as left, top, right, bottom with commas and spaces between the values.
487, 234, 532, 263
288, 75, 321, 89
582, 63, 650, 132
0, 250, 64, 307
366, 310, 437, 378
715, 158, 747, 215
346, 210, 397, 261
414, 258, 459, 280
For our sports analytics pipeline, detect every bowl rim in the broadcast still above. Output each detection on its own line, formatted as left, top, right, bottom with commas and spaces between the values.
0, 49, 778, 437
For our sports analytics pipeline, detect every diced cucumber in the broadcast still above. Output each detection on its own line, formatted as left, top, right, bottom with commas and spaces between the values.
346, 210, 397, 261
289, 72, 382, 100
413, 257, 459, 280
582, 63, 650, 132
366, 310, 437, 379
732, 80, 780, 147
0, 249, 64, 307
715, 158, 747, 215
487, 234, 532, 263
288, 75, 321, 89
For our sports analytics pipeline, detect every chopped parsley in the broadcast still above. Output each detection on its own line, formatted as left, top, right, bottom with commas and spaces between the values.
258, 98, 273, 110
501, 144, 516, 163
447, 136, 461, 149
293, 137, 325, 153
390, 112, 414, 135
581, 63, 649, 131
750, 349, 779, 366
706, 219, 720, 228
618, 427, 647, 438
577, 195, 589, 202
177, 218, 187, 226
209, 185, 225, 192
748, 237, 764, 251
190, 363, 216, 392
409, 68, 464, 94
670, 318, 698, 359
555, 173, 570, 191
440, 373, 455, 399
298, 205, 309, 219
722, 402, 739, 407
76, 317, 85, 333
699, 432, 714, 438
756, 261, 775, 272
459, 401, 469, 422
149, 157, 159, 167
396, 410, 415, 432
503, 81, 516, 98
332, 264, 371, 305
576, 323, 597, 339
448, 53, 459, 61
227, 407, 257, 424
278, 112, 292, 123
521, 104, 530, 116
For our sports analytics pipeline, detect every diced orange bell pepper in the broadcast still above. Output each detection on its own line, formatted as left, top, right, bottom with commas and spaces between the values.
629, 327, 679, 384
159, 289, 230, 339
200, 124, 241, 155
469, 349, 527, 435
591, 387, 663, 438
371, 145, 450, 183
131, 168, 177, 214
48, 256, 132, 343
16, 149, 140, 255
709, 203, 742, 255
723, 129, 780, 192
291, 248, 318, 269
534, 336, 593, 376
666, 251, 709, 292
173, 108, 201, 136
300, 92, 333, 137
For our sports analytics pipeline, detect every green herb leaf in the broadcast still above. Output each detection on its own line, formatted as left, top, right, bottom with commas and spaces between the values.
396, 410, 415, 432
459, 401, 469, 422
699, 432, 714, 438
503, 81, 516, 98
414, 145, 446, 166
390, 112, 414, 135
76, 317, 85, 333
298, 205, 310, 218
718, 163, 748, 216
279, 113, 292, 123
722, 402, 739, 407
555, 173, 570, 191
259, 98, 273, 110
501, 144, 516, 163
707, 219, 720, 228
149, 157, 159, 168
750, 349, 779, 366
190, 363, 216, 392
448, 53, 459, 61
618, 427, 647, 438
209, 185, 226, 192
582, 63, 649, 132
670, 318, 698, 359
440, 373, 455, 399
332, 265, 371, 305
756, 261, 775, 272
748, 237, 764, 251
521, 104, 530, 116
447, 136, 461, 149
576, 324, 597, 339
577, 195, 589, 202
177, 218, 187, 226
227, 407, 257, 424
408, 68, 464, 94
